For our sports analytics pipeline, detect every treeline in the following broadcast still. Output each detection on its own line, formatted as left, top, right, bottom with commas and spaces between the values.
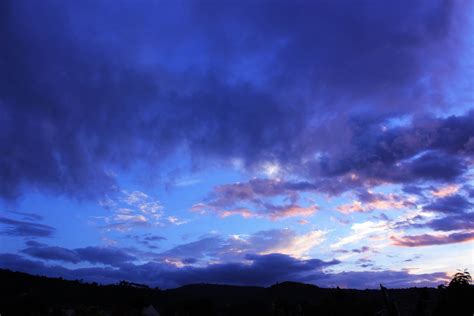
0, 269, 472, 316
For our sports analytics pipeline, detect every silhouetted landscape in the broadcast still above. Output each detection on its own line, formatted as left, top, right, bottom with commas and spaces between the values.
0, 269, 472, 316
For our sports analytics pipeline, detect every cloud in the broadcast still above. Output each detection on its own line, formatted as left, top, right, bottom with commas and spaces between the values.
257, 230, 326, 258
423, 212, 474, 231
194, 200, 319, 220
21, 244, 136, 267
198, 179, 296, 208
122, 191, 163, 215
0, 216, 55, 238
337, 191, 408, 214
331, 220, 390, 249
208, 203, 318, 220
160, 253, 339, 287
351, 246, 371, 254
158, 228, 326, 265
316, 111, 474, 187
192, 179, 320, 219
391, 231, 474, 247
331, 192, 474, 249
7, 211, 43, 221
263, 204, 319, 220
22, 246, 80, 263
214, 207, 255, 219
423, 194, 472, 214
158, 236, 224, 264
74, 247, 137, 266
400, 151, 468, 182
392, 190, 474, 233
193, 109, 474, 219
431, 184, 460, 197
0, 0, 471, 200
127, 233, 167, 249
97, 190, 168, 232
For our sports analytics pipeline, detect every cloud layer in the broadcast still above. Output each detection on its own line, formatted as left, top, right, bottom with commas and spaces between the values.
1, 0, 472, 199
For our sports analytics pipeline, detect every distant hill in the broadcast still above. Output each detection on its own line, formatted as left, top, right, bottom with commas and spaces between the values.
0, 269, 472, 315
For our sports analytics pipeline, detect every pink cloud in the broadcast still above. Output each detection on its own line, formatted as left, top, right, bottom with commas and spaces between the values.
192, 203, 318, 220
337, 193, 408, 214
265, 204, 318, 220
391, 231, 474, 247
431, 184, 460, 198
193, 178, 319, 220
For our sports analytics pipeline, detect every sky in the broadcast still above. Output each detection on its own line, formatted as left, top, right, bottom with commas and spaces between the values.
0, 0, 473, 289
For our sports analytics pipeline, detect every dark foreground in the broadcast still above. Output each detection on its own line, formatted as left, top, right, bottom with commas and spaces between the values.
0, 269, 472, 316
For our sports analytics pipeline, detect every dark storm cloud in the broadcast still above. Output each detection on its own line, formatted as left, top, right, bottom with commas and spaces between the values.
423, 212, 474, 231
316, 111, 474, 184
399, 152, 467, 181
0, 252, 448, 289
0, 0, 471, 199
0, 216, 55, 238
192, 0, 463, 102
423, 194, 472, 213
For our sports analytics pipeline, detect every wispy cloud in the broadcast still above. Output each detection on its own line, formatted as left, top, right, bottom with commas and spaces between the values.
96, 190, 186, 232
0, 216, 55, 238
21, 244, 136, 266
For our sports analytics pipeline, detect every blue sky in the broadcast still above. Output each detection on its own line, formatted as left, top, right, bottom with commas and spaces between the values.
0, 0, 473, 289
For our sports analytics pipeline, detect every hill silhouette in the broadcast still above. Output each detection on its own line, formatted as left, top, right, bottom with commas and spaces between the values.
0, 269, 472, 315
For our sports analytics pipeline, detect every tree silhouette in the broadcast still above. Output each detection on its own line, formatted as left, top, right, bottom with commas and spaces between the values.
448, 269, 471, 289
434, 269, 473, 315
